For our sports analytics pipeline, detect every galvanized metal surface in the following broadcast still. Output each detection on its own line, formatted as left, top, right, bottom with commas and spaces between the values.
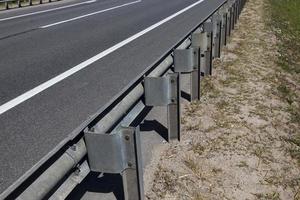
174, 48, 198, 73
212, 13, 222, 58
174, 47, 200, 101
49, 161, 90, 200
17, 139, 87, 200
94, 39, 191, 134
94, 84, 144, 134
144, 76, 175, 106
167, 73, 180, 141
0, 0, 57, 9
121, 127, 144, 200
85, 130, 136, 173
190, 69, 200, 100
144, 73, 180, 141
85, 127, 144, 200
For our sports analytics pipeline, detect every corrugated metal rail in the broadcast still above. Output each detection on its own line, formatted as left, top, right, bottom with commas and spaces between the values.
0, 0, 60, 10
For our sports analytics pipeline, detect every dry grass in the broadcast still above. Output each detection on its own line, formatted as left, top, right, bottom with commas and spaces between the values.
147, 0, 300, 199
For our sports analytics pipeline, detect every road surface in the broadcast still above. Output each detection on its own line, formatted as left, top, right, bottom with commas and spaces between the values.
0, 0, 224, 195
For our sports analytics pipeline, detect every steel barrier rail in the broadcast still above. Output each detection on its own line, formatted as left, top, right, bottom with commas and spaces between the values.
0, 0, 59, 10
14, 39, 191, 200
1, 0, 246, 199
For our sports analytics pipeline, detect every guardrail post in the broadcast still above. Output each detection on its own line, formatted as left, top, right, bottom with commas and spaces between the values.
231, 1, 235, 30
241, 0, 243, 13
232, 0, 236, 26
29, 0, 32, 6
174, 48, 199, 101
191, 32, 204, 99
212, 13, 222, 59
234, 0, 238, 25
235, 0, 238, 22
206, 20, 213, 75
237, 0, 240, 18
144, 73, 180, 141
240, 0, 243, 16
5, 1, 9, 9
226, 2, 232, 37
232, 0, 237, 30
230, 3, 234, 31
191, 23, 213, 77
17, 0, 21, 7
239, 0, 241, 15
84, 126, 144, 200
220, 6, 228, 47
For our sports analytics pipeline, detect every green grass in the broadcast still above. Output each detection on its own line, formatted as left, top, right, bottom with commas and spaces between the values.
277, 83, 294, 105
268, 0, 300, 74
268, 0, 300, 165
268, 0, 300, 125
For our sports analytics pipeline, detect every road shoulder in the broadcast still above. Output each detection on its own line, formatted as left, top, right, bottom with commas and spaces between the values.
146, 0, 300, 199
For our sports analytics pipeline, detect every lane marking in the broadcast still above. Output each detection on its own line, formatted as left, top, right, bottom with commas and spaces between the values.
0, 0, 97, 22
40, 0, 141, 28
0, 0, 205, 115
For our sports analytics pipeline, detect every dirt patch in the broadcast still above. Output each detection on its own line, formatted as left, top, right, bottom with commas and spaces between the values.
146, 0, 300, 199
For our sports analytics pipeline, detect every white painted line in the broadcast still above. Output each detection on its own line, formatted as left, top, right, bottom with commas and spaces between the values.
40, 0, 141, 28
0, 0, 97, 22
0, 0, 205, 115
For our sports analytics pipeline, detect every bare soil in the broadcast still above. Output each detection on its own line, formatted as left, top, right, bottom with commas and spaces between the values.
145, 0, 300, 199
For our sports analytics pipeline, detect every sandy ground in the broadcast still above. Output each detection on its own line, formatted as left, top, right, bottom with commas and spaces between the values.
145, 0, 300, 199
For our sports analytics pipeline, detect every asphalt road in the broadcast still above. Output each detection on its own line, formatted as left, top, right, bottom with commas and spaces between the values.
0, 0, 224, 196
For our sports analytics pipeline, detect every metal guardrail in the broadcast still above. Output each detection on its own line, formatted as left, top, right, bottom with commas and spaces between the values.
1, 0, 246, 199
0, 0, 60, 10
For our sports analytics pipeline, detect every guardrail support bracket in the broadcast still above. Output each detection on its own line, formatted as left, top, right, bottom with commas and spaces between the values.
174, 48, 199, 101
192, 31, 211, 77
144, 73, 180, 141
84, 127, 144, 200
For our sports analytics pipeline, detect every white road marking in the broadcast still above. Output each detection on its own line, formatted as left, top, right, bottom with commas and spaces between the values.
0, 0, 205, 115
0, 0, 97, 22
40, 0, 141, 28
